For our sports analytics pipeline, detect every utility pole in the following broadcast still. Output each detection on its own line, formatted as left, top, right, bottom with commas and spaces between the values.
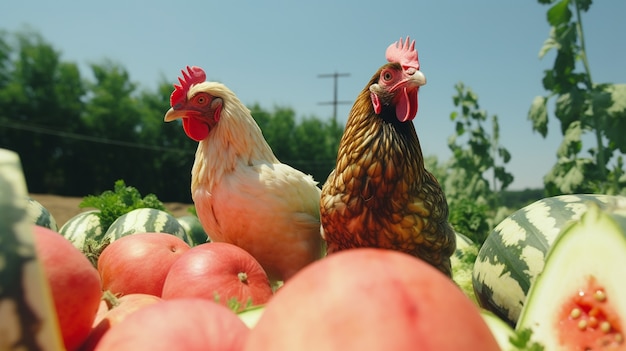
318, 72, 351, 123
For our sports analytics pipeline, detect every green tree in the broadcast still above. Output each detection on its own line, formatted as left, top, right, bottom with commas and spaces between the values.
136, 81, 196, 201
250, 104, 300, 161
528, 0, 626, 195
0, 30, 85, 193
0, 29, 345, 202
291, 116, 342, 183
0, 31, 10, 89
80, 60, 142, 192
250, 104, 342, 183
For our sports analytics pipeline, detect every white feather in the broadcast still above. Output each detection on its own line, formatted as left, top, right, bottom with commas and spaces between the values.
187, 82, 323, 281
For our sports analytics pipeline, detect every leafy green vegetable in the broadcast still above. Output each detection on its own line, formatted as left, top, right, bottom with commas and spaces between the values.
509, 328, 545, 351
187, 205, 198, 216
79, 179, 166, 233
451, 241, 479, 303
449, 198, 490, 245
212, 293, 253, 313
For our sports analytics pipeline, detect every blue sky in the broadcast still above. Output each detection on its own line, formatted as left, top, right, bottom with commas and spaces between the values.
2, 1, 625, 190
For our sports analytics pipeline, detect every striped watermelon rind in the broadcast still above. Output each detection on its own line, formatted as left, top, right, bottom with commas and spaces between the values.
103, 208, 191, 244
177, 215, 209, 245
472, 194, 626, 325
516, 203, 626, 349
59, 210, 104, 252
480, 310, 516, 351
27, 198, 58, 231
0, 148, 65, 348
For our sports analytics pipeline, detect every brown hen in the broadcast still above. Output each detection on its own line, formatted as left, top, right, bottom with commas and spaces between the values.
320, 37, 456, 277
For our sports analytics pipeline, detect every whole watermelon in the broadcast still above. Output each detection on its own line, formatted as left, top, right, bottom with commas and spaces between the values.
59, 210, 104, 252
177, 215, 210, 245
103, 208, 191, 244
27, 198, 58, 231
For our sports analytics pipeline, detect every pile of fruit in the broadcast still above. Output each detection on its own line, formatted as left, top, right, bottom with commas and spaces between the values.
3, 147, 626, 351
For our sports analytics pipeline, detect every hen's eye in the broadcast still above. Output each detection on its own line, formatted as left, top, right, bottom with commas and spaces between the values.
383, 71, 393, 81
194, 94, 210, 105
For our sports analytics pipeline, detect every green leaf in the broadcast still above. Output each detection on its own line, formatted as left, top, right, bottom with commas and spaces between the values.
528, 96, 549, 137
541, 69, 555, 91
470, 110, 487, 122
554, 88, 585, 134
551, 49, 578, 93
601, 84, 626, 153
557, 121, 582, 157
561, 159, 590, 193
449, 110, 458, 121
538, 28, 558, 58
547, 0, 572, 27
498, 147, 512, 164
577, 0, 592, 12
79, 179, 166, 233
544, 157, 595, 195
553, 21, 577, 52
448, 197, 490, 244
509, 327, 545, 351
455, 121, 465, 135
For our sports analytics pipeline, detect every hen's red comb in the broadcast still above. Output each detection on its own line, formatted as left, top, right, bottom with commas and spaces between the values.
385, 37, 419, 71
170, 66, 207, 109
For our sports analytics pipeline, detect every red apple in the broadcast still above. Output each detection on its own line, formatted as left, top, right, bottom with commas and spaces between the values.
98, 233, 190, 297
161, 242, 273, 311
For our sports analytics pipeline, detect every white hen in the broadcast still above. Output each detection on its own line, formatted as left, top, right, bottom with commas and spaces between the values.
164, 66, 323, 282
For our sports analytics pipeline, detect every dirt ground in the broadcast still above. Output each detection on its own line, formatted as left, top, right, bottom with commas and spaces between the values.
29, 193, 193, 228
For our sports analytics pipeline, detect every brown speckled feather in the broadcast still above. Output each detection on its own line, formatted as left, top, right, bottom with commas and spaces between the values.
320, 65, 456, 277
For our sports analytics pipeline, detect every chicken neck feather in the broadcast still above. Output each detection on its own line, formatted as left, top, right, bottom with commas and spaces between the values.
321, 79, 456, 276
190, 84, 278, 194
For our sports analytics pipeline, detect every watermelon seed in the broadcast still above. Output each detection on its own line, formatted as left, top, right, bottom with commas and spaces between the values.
593, 289, 607, 302
578, 319, 588, 330
588, 316, 599, 328
600, 321, 612, 333
570, 308, 582, 319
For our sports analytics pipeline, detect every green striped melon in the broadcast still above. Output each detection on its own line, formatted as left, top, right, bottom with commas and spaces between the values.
59, 210, 104, 252
103, 208, 191, 244
27, 197, 58, 231
0, 149, 65, 348
473, 194, 626, 326
177, 215, 209, 245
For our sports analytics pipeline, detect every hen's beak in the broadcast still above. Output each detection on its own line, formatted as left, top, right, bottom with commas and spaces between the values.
407, 68, 426, 87
164, 108, 186, 122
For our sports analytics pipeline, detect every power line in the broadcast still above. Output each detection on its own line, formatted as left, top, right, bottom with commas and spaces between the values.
0, 120, 337, 165
0, 119, 190, 154
318, 72, 351, 123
